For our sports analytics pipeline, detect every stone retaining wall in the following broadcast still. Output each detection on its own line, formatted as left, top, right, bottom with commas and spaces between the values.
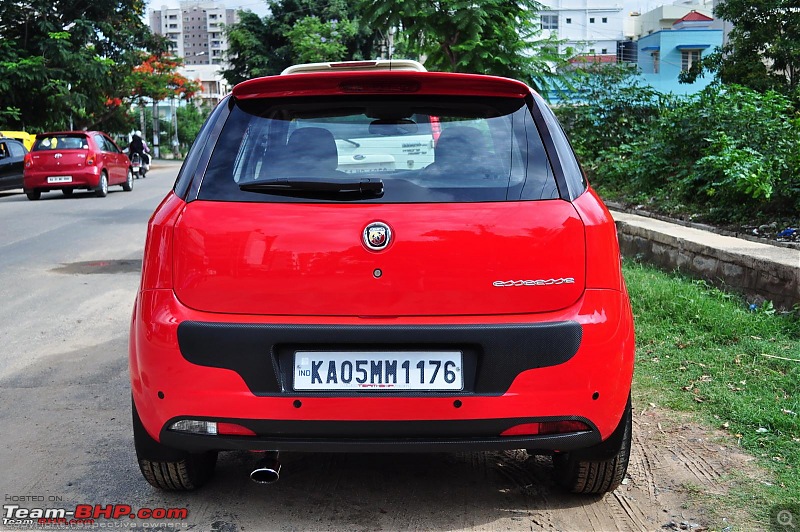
615, 220, 800, 310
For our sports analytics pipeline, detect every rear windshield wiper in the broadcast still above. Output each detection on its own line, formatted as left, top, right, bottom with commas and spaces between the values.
239, 177, 383, 197
340, 138, 361, 147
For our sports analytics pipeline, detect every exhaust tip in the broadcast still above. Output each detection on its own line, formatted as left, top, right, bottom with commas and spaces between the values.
250, 460, 281, 484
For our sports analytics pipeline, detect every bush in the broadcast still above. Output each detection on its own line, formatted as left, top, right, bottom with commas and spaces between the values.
557, 75, 800, 223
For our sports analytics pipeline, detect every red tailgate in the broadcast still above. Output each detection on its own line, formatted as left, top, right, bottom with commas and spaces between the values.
29, 149, 88, 173
172, 201, 585, 317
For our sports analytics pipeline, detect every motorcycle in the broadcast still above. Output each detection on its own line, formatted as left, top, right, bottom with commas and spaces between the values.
130, 152, 150, 179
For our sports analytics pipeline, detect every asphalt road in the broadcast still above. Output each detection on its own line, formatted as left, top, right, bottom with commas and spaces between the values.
0, 164, 747, 531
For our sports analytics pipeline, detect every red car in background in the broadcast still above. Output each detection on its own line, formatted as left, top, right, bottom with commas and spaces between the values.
23, 131, 133, 200
130, 61, 635, 494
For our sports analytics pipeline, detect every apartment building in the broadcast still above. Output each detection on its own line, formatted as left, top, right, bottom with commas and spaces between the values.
538, 0, 625, 62
149, 1, 239, 66
625, 0, 713, 39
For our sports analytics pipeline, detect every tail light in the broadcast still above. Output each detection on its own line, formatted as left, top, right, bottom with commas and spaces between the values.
500, 420, 591, 437
86, 153, 96, 166
24, 153, 32, 168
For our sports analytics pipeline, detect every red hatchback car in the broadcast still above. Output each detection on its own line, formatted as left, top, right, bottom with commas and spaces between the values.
130, 62, 635, 494
24, 131, 133, 199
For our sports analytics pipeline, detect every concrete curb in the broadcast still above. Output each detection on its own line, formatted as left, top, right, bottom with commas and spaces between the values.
612, 210, 800, 310
605, 201, 799, 250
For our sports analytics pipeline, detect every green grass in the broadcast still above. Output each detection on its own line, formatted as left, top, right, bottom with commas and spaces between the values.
623, 261, 800, 523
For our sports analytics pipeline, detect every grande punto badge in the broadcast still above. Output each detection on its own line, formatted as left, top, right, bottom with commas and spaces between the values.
363, 222, 392, 251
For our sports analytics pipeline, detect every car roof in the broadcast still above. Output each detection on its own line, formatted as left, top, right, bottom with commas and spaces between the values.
35, 131, 96, 137
233, 71, 533, 101
281, 60, 427, 75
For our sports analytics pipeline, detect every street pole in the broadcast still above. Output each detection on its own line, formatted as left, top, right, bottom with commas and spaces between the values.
172, 95, 180, 158
151, 100, 160, 159
68, 83, 73, 130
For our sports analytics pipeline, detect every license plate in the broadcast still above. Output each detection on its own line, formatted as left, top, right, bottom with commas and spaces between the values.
293, 351, 463, 391
47, 176, 72, 183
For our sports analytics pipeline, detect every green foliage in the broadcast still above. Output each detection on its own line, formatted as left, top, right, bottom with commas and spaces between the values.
555, 64, 663, 161
223, 0, 381, 86
223, 11, 282, 85
358, 0, 574, 92
694, 132, 774, 200
682, 0, 800, 102
285, 16, 358, 64
558, 73, 800, 222
625, 261, 800, 522
176, 103, 211, 150
0, 0, 165, 132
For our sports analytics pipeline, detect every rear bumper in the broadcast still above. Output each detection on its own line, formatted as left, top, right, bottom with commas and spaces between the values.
130, 288, 634, 453
160, 418, 601, 453
24, 167, 100, 190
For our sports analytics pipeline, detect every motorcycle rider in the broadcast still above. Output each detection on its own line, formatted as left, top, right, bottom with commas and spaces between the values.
128, 130, 151, 178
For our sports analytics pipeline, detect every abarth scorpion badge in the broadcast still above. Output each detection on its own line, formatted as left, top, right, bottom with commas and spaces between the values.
363, 222, 392, 250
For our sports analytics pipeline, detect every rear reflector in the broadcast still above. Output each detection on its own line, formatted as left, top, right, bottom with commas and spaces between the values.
500, 420, 591, 437
217, 422, 257, 436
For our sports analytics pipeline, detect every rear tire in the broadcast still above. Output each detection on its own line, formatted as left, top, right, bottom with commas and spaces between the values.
552, 396, 632, 494
132, 398, 216, 491
26, 190, 41, 201
95, 172, 108, 197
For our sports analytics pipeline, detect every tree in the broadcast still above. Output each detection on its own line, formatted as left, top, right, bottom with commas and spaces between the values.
358, 0, 573, 92
555, 64, 663, 162
223, 0, 381, 86
128, 53, 200, 111
224, 11, 281, 85
0, 0, 165, 132
126, 52, 200, 156
285, 16, 358, 64
681, 1, 800, 99
176, 103, 211, 151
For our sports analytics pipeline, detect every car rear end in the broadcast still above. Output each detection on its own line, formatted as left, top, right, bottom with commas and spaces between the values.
24, 132, 99, 193
130, 69, 634, 493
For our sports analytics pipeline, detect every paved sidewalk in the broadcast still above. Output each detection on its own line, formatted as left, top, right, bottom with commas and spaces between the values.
611, 210, 800, 309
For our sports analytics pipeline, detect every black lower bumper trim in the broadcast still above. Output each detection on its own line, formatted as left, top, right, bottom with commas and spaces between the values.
160, 431, 599, 454
177, 321, 583, 395
158, 416, 601, 454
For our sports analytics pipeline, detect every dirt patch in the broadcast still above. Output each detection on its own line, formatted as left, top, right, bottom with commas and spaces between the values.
50, 259, 142, 275
621, 404, 762, 531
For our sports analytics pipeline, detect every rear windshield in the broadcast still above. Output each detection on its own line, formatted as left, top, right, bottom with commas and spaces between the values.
33, 134, 88, 151
199, 95, 557, 203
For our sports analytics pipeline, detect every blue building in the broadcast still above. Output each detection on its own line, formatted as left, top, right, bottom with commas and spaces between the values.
635, 11, 722, 95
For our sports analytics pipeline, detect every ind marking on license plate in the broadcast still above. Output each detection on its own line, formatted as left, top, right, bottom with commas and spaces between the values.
293, 351, 463, 391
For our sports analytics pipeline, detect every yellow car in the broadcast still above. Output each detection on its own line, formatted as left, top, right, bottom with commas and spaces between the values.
0, 131, 35, 151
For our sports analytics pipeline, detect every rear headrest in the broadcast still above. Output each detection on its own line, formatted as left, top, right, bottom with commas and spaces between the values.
434, 126, 486, 166
286, 127, 339, 173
